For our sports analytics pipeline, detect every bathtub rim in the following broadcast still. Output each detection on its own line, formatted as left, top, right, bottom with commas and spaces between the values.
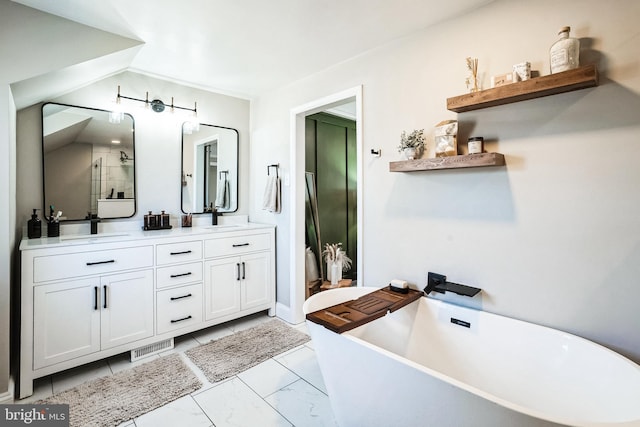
304, 287, 640, 427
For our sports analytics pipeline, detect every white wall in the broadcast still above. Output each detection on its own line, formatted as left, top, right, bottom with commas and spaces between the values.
0, 84, 16, 402
16, 71, 250, 234
250, 0, 640, 362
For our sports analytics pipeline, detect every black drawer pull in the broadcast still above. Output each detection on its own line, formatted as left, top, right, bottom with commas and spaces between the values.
170, 250, 192, 255
236, 263, 241, 281
170, 272, 192, 278
103, 285, 108, 309
170, 315, 193, 323
170, 293, 192, 301
232, 243, 250, 248
86, 259, 115, 266
94, 286, 98, 310
242, 261, 246, 280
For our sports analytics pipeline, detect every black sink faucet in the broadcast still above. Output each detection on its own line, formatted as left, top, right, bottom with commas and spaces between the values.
212, 207, 222, 225
206, 203, 222, 225
86, 212, 101, 234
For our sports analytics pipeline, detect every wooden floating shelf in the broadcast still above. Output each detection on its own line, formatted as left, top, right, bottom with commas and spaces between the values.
447, 64, 598, 113
389, 152, 505, 172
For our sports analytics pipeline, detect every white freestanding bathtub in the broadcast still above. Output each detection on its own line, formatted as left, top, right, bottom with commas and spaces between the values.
303, 287, 640, 427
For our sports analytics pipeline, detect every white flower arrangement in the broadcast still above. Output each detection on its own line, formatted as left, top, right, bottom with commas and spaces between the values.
322, 243, 352, 272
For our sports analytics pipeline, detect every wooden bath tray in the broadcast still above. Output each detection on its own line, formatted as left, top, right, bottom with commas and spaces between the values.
306, 286, 423, 333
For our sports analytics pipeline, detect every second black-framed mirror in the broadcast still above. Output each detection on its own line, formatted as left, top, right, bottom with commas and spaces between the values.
181, 123, 239, 213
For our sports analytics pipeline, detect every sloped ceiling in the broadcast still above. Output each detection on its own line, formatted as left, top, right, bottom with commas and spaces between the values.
2, 0, 143, 109
11, 0, 494, 101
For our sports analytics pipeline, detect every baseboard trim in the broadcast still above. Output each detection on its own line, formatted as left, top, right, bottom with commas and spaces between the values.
0, 378, 14, 403
275, 302, 294, 324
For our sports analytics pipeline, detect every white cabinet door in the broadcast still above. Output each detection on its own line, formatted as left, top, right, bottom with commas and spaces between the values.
204, 257, 241, 320
240, 252, 271, 311
33, 279, 101, 369
100, 270, 154, 350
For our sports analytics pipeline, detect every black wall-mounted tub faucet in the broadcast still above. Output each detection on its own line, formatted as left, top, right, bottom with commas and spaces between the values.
424, 272, 481, 297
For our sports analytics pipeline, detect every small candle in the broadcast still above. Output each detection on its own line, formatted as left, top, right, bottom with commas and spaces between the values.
467, 137, 484, 155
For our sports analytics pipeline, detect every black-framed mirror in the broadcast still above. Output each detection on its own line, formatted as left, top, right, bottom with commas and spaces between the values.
42, 103, 136, 221
181, 123, 239, 213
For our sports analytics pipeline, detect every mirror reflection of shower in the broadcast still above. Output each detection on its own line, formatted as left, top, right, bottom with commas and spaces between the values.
90, 158, 102, 214
120, 150, 134, 163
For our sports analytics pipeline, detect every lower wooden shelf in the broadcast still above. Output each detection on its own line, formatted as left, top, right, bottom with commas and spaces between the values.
389, 152, 505, 172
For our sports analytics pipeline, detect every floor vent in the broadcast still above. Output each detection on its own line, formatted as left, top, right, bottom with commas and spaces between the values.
130, 338, 174, 362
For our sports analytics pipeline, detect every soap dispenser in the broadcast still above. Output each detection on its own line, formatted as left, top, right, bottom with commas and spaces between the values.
27, 209, 42, 239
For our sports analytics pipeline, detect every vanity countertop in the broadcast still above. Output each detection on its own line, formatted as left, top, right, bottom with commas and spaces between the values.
19, 222, 275, 251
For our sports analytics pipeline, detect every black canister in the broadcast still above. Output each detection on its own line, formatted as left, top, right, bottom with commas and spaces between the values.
147, 211, 157, 228
47, 221, 60, 237
27, 209, 42, 239
161, 211, 170, 228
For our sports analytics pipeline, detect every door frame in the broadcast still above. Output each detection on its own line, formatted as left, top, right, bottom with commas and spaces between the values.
288, 86, 363, 323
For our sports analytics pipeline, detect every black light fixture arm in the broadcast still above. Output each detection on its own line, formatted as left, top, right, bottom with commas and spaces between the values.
115, 85, 197, 114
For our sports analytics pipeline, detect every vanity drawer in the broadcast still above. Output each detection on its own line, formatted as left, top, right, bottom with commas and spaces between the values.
156, 241, 202, 265
156, 283, 203, 334
204, 233, 271, 258
156, 261, 202, 289
33, 246, 153, 283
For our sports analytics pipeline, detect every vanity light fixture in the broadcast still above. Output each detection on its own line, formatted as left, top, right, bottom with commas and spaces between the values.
109, 85, 199, 130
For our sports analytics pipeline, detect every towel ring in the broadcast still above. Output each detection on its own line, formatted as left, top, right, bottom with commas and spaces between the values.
267, 164, 279, 178
219, 170, 229, 179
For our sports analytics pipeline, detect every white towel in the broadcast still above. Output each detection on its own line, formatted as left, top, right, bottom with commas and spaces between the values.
262, 175, 281, 213
215, 177, 229, 209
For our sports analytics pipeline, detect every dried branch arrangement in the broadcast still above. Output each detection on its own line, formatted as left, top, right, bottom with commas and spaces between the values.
465, 57, 479, 92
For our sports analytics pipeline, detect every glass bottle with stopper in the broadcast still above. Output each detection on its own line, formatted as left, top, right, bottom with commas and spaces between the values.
550, 26, 580, 74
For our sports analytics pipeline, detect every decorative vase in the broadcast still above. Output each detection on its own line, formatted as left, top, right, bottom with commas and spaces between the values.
327, 260, 342, 286
403, 147, 418, 160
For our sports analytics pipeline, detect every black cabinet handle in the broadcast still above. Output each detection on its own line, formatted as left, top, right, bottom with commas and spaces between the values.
94, 286, 98, 310
170, 315, 192, 323
242, 262, 246, 280
232, 243, 249, 248
86, 260, 115, 266
170, 272, 192, 278
170, 293, 192, 301
170, 250, 192, 255
103, 285, 108, 309
236, 263, 241, 281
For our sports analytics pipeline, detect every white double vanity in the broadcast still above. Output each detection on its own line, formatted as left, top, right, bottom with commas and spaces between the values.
18, 223, 275, 398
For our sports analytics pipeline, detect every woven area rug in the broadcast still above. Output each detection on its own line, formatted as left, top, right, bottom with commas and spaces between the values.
186, 319, 310, 383
37, 353, 201, 427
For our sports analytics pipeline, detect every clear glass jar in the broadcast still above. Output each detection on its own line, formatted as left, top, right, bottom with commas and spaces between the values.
550, 26, 580, 73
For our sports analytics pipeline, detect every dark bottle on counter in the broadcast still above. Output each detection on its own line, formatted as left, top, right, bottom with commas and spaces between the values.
147, 211, 157, 228
160, 211, 170, 228
27, 209, 42, 239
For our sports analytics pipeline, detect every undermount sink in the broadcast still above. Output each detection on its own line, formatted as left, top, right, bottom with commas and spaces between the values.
204, 224, 243, 231
59, 232, 130, 241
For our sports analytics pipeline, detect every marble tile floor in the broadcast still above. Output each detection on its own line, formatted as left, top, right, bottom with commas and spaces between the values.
17, 313, 338, 427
